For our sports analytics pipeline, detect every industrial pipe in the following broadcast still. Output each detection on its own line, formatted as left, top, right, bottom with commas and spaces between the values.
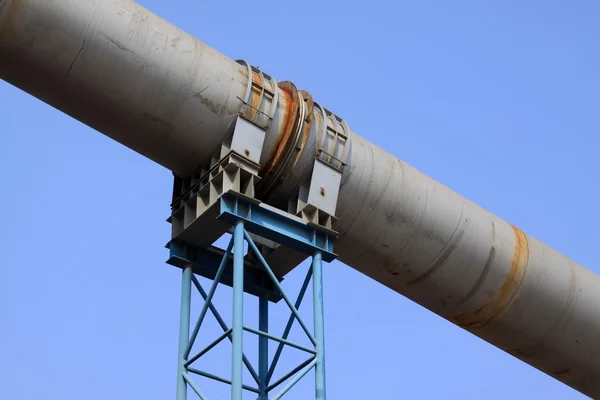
2, 0, 599, 397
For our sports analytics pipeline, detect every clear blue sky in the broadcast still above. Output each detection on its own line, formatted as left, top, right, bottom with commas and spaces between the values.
1, 0, 599, 398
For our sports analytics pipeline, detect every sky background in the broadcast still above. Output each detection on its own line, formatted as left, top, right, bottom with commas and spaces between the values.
1, 0, 600, 399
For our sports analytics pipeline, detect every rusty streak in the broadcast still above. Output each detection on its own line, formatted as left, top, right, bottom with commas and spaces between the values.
262, 81, 299, 175
454, 225, 529, 329
551, 368, 572, 377
250, 72, 261, 120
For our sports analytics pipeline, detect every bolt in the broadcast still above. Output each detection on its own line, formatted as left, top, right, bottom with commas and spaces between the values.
244, 149, 250, 157
320, 187, 326, 196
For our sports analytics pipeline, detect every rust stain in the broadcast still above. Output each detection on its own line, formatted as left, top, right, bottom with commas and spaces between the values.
249, 72, 261, 120
551, 368, 572, 377
513, 348, 537, 358
0, 0, 22, 40
454, 225, 529, 330
262, 81, 299, 175
293, 89, 314, 166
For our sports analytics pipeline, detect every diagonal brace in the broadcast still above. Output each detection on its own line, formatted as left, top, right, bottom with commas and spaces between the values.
243, 326, 316, 355
271, 358, 317, 400
244, 230, 317, 346
185, 237, 233, 359
266, 265, 313, 384
267, 356, 316, 392
191, 275, 260, 385
185, 328, 232, 368
187, 368, 260, 394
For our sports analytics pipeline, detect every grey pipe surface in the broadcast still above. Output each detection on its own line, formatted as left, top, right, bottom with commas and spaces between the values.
1, 0, 599, 397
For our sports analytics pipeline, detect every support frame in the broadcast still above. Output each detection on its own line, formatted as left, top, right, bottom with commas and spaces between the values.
170, 193, 334, 400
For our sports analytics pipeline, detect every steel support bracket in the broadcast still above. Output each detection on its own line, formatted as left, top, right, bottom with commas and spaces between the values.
170, 61, 278, 242
287, 103, 351, 230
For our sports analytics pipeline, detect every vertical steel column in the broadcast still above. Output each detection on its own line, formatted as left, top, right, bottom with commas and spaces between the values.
312, 252, 326, 400
231, 221, 245, 400
258, 294, 269, 399
177, 266, 192, 400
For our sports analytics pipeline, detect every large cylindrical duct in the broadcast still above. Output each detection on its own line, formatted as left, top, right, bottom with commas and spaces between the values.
0, 0, 292, 176
1, 0, 598, 397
